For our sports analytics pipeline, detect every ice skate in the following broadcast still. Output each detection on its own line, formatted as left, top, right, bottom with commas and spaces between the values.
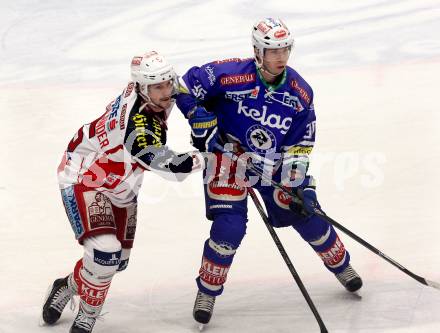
193, 290, 216, 325
42, 276, 74, 325
70, 306, 97, 333
335, 264, 363, 292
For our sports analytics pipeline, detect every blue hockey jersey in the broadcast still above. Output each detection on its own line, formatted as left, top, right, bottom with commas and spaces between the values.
176, 58, 316, 170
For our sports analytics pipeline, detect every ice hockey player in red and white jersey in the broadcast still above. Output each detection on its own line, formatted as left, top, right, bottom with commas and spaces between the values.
41, 51, 202, 333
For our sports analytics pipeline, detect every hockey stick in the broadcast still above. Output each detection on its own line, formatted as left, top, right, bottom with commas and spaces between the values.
247, 186, 328, 333
214, 146, 440, 291
211, 145, 328, 331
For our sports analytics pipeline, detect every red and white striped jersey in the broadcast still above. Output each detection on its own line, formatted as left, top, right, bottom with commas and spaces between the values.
57, 82, 195, 207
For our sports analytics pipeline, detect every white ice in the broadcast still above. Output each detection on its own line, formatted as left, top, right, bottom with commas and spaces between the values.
1, 1, 440, 332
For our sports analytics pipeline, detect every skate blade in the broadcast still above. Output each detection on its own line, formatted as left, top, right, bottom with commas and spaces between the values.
38, 282, 54, 326
348, 287, 362, 298
351, 290, 362, 299
38, 315, 47, 327
198, 323, 205, 331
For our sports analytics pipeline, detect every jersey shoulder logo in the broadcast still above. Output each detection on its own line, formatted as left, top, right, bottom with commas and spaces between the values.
191, 83, 208, 100
290, 79, 312, 105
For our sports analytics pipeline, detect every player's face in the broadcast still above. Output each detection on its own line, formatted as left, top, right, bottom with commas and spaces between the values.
263, 47, 291, 75
147, 80, 174, 111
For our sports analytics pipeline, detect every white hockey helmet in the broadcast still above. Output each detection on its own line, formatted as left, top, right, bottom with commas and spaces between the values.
252, 18, 294, 64
130, 51, 177, 98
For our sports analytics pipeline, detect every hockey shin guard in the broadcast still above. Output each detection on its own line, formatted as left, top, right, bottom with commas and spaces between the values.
73, 235, 122, 317
295, 215, 350, 274
197, 238, 237, 296
197, 213, 247, 296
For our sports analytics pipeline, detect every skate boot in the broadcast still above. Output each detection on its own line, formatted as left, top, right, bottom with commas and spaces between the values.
42, 276, 74, 325
335, 264, 363, 292
193, 290, 216, 324
70, 306, 97, 333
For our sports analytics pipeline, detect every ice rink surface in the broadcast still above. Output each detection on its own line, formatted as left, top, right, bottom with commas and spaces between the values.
1, 0, 440, 332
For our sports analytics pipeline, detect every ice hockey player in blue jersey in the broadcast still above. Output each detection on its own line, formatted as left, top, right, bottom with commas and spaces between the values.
175, 18, 363, 325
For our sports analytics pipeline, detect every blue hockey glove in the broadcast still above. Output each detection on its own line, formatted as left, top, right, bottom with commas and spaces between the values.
188, 106, 220, 152
289, 176, 324, 216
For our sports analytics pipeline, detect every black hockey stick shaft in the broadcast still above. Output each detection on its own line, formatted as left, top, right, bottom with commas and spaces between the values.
238, 154, 440, 291
247, 187, 328, 333
316, 213, 439, 290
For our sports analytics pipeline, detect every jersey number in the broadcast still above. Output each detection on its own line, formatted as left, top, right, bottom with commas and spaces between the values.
304, 121, 316, 140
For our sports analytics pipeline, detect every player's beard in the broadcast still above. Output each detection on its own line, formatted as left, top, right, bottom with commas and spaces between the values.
140, 97, 172, 129
156, 96, 173, 111
140, 96, 170, 112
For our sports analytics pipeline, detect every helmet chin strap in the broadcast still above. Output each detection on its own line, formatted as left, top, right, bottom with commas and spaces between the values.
138, 91, 175, 125
139, 91, 165, 113
261, 65, 281, 78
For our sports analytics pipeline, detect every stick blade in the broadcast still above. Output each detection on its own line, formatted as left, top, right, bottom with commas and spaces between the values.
426, 279, 440, 290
